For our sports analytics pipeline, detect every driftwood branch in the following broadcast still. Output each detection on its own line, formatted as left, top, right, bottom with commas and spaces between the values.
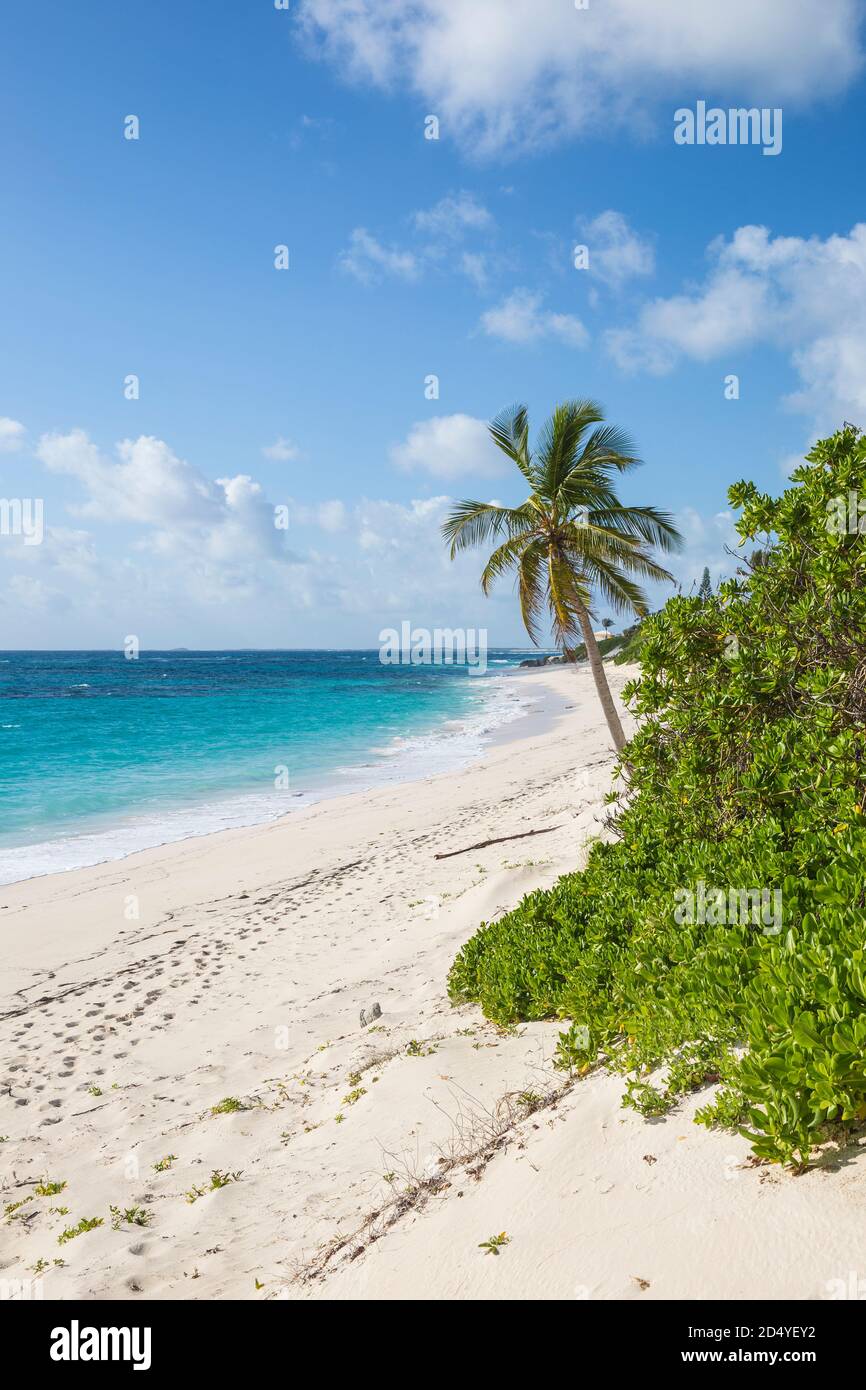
433, 826, 560, 861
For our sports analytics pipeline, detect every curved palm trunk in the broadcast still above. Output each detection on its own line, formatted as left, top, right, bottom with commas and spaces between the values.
574, 605, 626, 754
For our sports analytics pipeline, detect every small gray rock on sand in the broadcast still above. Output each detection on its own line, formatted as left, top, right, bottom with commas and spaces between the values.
360, 1002, 382, 1027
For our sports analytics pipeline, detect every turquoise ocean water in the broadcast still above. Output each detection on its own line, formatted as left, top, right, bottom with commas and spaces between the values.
0, 650, 543, 885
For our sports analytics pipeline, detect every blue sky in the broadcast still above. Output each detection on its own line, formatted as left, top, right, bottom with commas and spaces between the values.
2, 0, 866, 648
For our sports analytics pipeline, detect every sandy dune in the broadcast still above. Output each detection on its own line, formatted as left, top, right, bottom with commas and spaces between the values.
2, 663, 864, 1302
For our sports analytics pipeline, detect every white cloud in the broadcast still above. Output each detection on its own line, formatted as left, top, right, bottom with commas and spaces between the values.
316, 499, 348, 532
6, 573, 55, 610
672, 506, 740, 590
0, 521, 104, 621
297, 0, 862, 155
604, 223, 866, 434
38, 430, 219, 526
0, 417, 26, 452
412, 191, 493, 239
293, 499, 349, 532
390, 414, 504, 480
35, 431, 293, 589
459, 251, 489, 290
480, 288, 588, 347
1, 426, 538, 645
340, 193, 494, 289
262, 436, 301, 462
338, 228, 419, 284
349, 494, 505, 624
579, 210, 654, 288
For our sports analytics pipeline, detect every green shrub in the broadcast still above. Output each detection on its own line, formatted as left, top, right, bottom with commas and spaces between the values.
449, 427, 866, 1166
612, 620, 646, 664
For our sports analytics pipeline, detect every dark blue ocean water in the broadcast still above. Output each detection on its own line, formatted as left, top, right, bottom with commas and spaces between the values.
0, 650, 541, 883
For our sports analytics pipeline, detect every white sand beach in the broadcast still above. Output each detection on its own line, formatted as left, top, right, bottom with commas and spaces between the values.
2, 663, 864, 1302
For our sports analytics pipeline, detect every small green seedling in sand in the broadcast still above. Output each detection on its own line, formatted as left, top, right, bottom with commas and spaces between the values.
110, 1205, 152, 1230
342, 1087, 367, 1107
346, 1071, 362, 1087
254, 1278, 265, 1291
479, 1232, 510, 1256
334, 1113, 345, 1124
35, 1179, 66, 1197
185, 1170, 242, 1204
49, 1206, 69, 1216
383, 1172, 396, 1184
405, 1039, 437, 1057
517, 1091, 543, 1111
31, 1259, 49, 1275
153, 1154, 178, 1172
210, 1096, 247, 1116
87, 1085, 103, 1097
58, 1217, 103, 1245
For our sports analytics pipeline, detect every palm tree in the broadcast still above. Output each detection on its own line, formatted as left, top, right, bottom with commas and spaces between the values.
442, 401, 682, 753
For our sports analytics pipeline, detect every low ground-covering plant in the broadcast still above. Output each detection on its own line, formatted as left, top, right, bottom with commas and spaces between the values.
34, 1179, 67, 1197
109, 1205, 152, 1230
479, 1232, 510, 1256
185, 1169, 242, 1203
449, 428, 866, 1167
57, 1217, 103, 1245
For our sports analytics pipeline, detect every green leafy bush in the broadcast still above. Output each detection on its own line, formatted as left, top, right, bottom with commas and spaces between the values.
449, 427, 866, 1166
612, 620, 646, 665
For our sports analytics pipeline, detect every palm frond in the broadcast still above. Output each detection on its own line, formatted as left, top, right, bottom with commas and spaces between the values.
579, 423, 642, 473
536, 400, 604, 502
581, 556, 651, 616
584, 503, 683, 552
516, 538, 547, 645
480, 532, 536, 595
546, 548, 586, 648
488, 404, 536, 487
441, 501, 534, 559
